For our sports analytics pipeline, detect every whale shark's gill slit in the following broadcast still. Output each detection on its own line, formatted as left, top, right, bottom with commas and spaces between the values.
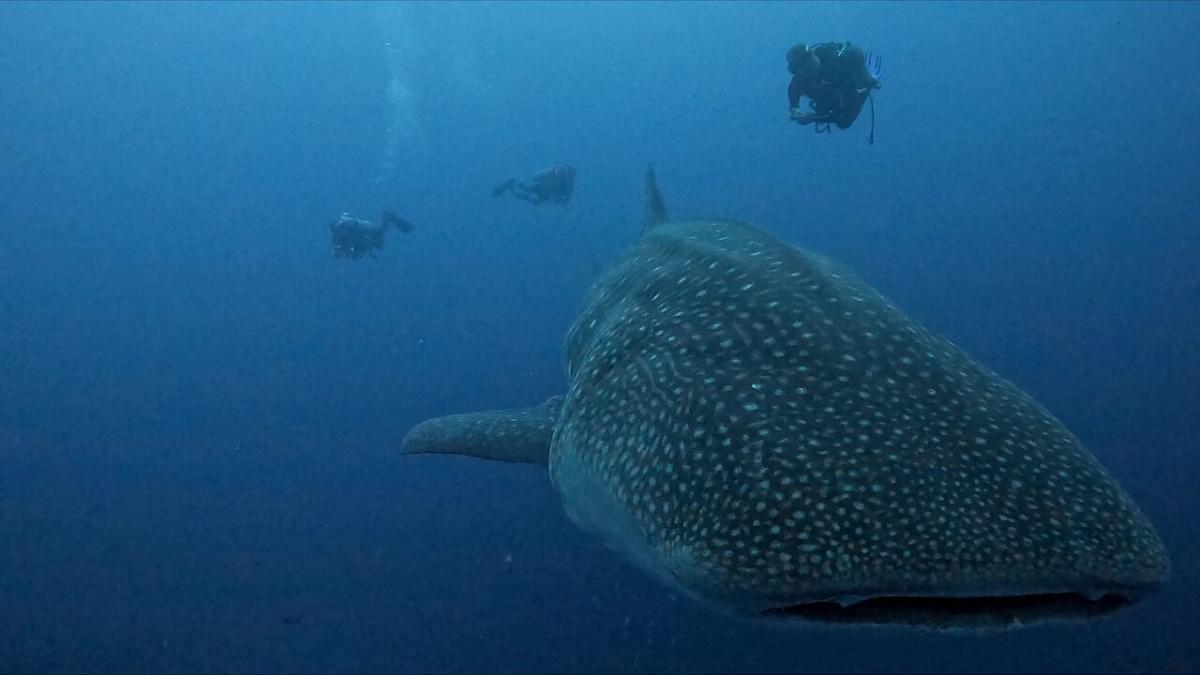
633, 356, 674, 410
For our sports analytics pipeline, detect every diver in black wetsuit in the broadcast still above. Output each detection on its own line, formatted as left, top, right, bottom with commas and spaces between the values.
492, 165, 576, 206
787, 42, 882, 141
330, 210, 413, 260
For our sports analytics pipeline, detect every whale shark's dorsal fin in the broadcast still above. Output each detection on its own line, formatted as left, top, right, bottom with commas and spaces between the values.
642, 165, 668, 233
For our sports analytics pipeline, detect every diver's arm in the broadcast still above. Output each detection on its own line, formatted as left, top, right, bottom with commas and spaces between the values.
792, 111, 833, 125
788, 76, 804, 111
788, 77, 830, 123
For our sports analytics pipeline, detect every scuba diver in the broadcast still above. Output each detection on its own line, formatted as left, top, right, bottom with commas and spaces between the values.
787, 42, 882, 143
491, 165, 576, 207
330, 210, 413, 260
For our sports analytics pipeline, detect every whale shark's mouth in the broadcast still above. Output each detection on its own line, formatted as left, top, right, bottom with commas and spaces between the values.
762, 591, 1141, 630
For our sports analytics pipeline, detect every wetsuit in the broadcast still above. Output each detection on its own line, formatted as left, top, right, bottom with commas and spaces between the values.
789, 42, 877, 129
493, 165, 576, 206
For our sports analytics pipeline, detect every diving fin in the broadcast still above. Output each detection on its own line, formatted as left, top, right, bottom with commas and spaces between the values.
865, 51, 883, 82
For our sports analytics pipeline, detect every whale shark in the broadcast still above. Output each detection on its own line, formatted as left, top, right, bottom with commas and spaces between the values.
403, 169, 1169, 629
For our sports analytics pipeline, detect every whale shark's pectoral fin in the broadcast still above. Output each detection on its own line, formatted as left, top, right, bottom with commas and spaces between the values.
402, 395, 564, 466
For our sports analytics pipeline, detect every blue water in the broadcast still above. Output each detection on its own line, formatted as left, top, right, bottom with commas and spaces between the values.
1, 2, 1197, 672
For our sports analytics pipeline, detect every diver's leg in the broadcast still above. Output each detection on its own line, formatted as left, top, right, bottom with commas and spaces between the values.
491, 178, 516, 198
380, 210, 414, 233
370, 228, 387, 248
837, 93, 868, 129
511, 183, 540, 205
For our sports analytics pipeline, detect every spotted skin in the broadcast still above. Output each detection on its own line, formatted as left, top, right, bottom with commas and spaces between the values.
552, 218, 1166, 613
404, 215, 1169, 627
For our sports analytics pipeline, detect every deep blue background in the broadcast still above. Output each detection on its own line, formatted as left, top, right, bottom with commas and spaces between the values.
1, 2, 1197, 672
